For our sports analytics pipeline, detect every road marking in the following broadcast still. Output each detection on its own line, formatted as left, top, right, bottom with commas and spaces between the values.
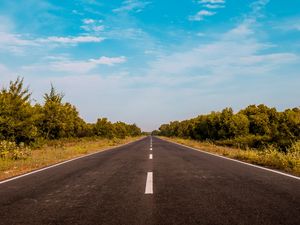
149, 154, 153, 159
161, 138, 300, 180
150, 147, 152, 151
0, 137, 147, 185
145, 172, 153, 194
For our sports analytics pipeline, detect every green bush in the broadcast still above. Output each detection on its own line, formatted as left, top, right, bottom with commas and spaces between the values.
0, 141, 31, 160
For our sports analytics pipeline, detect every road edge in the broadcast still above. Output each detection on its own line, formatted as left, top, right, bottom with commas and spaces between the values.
156, 136, 300, 180
0, 136, 147, 185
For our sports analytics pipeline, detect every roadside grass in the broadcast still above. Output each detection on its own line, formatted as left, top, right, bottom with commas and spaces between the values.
0, 136, 143, 181
160, 137, 300, 176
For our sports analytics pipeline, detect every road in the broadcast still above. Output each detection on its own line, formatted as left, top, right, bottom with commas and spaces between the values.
0, 136, 299, 225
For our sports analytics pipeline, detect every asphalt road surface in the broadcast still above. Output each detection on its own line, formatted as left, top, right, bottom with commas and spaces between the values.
0, 136, 299, 225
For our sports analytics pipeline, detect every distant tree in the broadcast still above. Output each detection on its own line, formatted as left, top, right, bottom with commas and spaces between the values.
127, 123, 142, 136
93, 118, 114, 138
113, 121, 128, 139
151, 130, 160, 136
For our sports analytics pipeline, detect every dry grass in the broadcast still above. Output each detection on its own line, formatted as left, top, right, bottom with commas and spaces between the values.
0, 136, 143, 181
160, 137, 300, 176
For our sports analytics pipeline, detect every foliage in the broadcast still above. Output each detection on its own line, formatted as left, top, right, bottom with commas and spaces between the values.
37, 85, 87, 139
0, 77, 38, 144
0, 140, 31, 160
157, 104, 300, 150
0, 78, 142, 160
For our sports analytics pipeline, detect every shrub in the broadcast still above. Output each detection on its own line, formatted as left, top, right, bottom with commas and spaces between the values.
0, 141, 31, 160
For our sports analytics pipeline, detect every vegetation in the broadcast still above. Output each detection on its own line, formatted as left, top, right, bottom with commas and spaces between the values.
156, 105, 300, 150
0, 78, 142, 162
155, 105, 300, 175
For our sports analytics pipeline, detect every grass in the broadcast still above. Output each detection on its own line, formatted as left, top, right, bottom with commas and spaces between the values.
160, 137, 300, 176
0, 136, 143, 181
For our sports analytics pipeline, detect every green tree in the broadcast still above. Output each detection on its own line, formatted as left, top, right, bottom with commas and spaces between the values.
94, 118, 114, 138
38, 85, 86, 139
0, 77, 38, 143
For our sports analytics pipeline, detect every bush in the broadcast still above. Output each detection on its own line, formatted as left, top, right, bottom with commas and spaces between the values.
216, 135, 272, 149
288, 141, 300, 158
0, 141, 31, 160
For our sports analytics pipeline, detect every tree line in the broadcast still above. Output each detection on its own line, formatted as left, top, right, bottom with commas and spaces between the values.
0, 77, 142, 146
154, 105, 300, 151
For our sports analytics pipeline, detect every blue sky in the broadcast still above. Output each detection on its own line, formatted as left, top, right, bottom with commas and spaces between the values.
0, 0, 299, 131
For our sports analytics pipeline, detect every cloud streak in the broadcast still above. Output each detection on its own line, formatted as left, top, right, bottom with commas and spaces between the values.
0, 31, 104, 54
81, 19, 105, 33
189, 10, 216, 21
189, 0, 225, 21
199, 0, 225, 3
113, 0, 151, 13
23, 56, 127, 74
41, 36, 104, 44
146, 21, 298, 87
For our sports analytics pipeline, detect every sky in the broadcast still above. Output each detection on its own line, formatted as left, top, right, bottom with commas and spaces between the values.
0, 0, 299, 131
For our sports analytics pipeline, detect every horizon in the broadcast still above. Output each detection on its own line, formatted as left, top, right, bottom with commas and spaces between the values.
0, 0, 300, 131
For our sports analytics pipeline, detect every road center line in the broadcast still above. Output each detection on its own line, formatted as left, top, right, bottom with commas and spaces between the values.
145, 172, 153, 194
150, 147, 152, 151
149, 154, 153, 159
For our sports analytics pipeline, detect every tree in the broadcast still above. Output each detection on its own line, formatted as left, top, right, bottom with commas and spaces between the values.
0, 77, 38, 143
94, 118, 114, 138
228, 113, 249, 137
38, 85, 86, 139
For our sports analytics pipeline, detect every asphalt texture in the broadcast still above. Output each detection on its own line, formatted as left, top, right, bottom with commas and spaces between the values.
0, 136, 299, 225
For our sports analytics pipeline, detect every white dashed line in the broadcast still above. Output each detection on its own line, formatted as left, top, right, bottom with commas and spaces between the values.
149, 154, 153, 159
150, 147, 152, 151
145, 172, 153, 194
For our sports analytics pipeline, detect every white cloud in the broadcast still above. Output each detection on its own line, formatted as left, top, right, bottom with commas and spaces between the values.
190, 0, 225, 21
0, 17, 105, 54
90, 56, 127, 65
248, 0, 269, 21
40, 36, 104, 44
199, 0, 225, 3
274, 17, 300, 32
146, 21, 298, 86
81, 19, 105, 33
0, 32, 36, 46
23, 56, 127, 74
224, 23, 254, 38
83, 19, 96, 24
204, 4, 225, 9
0, 32, 39, 54
113, 0, 151, 13
0, 30, 104, 54
189, 10, 216, 21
